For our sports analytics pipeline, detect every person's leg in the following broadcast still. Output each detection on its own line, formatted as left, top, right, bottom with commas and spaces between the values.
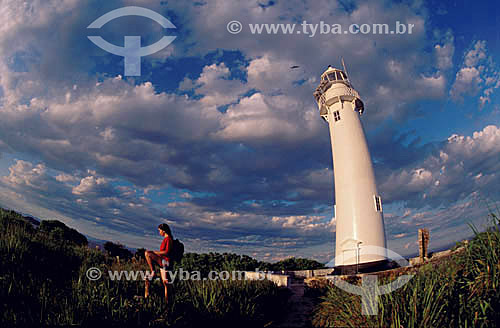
160, 268, 170, 303
145, 278, 150, 298
165, 282, 171, 304
145, 251, 163, 273
144, 251, 163, 298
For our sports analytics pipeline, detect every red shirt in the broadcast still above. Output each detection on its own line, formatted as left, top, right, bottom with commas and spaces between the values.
160, 236, 172, 261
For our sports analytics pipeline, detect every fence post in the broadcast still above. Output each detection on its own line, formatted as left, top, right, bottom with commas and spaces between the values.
418, 228, 429, 260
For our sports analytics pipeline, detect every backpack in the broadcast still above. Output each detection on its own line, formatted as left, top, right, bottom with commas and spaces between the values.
169, 239, 184, 262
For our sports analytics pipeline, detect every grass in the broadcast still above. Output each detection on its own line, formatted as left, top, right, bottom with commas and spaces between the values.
0, 211, 290, 327
311, 211, 500, 328
3, 207, 499, 327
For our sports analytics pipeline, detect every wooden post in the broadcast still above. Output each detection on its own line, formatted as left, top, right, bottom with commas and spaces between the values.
418, 228, 430, 260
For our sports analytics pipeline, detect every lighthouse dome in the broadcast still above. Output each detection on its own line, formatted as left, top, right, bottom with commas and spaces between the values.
321, 67, 350, 86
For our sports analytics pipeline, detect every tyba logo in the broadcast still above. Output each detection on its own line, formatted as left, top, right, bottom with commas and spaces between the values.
87, 6, 176, 76
329, 246, 414, 315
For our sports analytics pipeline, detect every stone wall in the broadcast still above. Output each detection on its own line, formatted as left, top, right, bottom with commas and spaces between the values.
244, 268, 334, 288
290, 268, 334, 278
244, 271, 290, 287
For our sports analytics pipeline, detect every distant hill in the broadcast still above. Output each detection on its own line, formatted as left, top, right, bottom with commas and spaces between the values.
86, 236, 109, 251
0, 206, 41, 226
22, 215, 40, 227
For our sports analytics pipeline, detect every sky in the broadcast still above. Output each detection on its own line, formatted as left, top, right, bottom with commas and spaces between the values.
0, 0, 499, 263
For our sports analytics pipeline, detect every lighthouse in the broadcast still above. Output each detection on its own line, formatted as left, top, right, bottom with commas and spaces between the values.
313, 65, 387, 272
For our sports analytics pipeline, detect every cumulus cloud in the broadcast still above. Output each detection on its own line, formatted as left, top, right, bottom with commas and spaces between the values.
450, 40, 500, 105
0, 0, 496, 261
0, 157, 336, 260
434, 30, 455, 70
216, 92, 313, 142
72, 175, 113, 196
379, 125, 500, 208
450, 67, 483, 100
0, 159, 171, 238
1, 160, 68, 194
166, 0, 448, 125
179, 62, 247, 107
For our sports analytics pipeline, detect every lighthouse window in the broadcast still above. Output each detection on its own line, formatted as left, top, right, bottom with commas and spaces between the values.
333, 110, 341, 122
374, 195, 382, 212
328, 73, 336, 81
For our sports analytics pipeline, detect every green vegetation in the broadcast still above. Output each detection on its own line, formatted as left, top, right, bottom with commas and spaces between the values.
0, 208, 290, 326
268, 257, 325, 271
177, 252, 325, 275
104, 241, 133, 260
39, 219, 88, 246
11, 205, 498, 327
311, 211, 500, 328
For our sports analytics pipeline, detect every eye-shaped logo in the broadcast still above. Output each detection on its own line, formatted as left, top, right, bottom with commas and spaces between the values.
88, 6, 176, 76
328, 246, 414, 315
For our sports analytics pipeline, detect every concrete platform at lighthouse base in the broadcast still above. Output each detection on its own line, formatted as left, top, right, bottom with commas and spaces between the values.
332, 259, 392, 275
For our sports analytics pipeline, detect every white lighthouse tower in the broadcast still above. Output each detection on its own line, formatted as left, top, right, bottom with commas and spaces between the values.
314, 64, 387, 272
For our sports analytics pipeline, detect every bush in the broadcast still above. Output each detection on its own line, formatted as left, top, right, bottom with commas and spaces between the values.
103, 241, 133, 260
270, 257, 325, 271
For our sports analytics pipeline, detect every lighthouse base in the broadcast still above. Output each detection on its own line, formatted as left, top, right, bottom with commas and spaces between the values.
334, 259, 390, 275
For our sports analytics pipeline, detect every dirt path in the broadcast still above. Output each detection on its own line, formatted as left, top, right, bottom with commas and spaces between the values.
274, 278, 315, 327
